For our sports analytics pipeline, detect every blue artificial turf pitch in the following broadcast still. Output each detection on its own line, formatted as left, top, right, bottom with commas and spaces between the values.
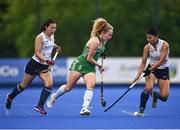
0, 84, 180, 129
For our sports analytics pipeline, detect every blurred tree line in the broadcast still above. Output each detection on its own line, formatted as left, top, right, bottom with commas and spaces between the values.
0, 0, 180, 58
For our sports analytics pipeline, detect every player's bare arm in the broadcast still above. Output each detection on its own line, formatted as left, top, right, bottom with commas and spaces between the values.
86, 38, 102, 68
135, 44, 149, 79
35, 36, 46, 62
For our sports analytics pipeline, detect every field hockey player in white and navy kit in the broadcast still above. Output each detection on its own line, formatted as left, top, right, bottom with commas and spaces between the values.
5, 19, 61, 115
133, 27, 170, 116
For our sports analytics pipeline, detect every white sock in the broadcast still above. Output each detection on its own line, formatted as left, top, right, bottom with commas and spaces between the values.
82, 88, 93, 108
52, 84, 66, 99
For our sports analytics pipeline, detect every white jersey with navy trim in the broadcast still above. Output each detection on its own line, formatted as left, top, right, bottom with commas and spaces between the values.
149, 39, 169, 69
32, 32, 55, 65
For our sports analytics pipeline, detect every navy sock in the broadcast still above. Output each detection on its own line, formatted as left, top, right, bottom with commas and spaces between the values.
37, 87, 52, 107
9, 84, 24, 99
154, 91, 168, 102
139, 90, 150, 110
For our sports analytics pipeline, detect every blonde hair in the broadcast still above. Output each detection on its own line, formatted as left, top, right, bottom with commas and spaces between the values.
91, 17, 113, 37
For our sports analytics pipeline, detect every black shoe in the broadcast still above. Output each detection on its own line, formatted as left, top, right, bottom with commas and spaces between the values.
34, 105, 47, 115
5, 94, 13, 110
152, 91, 158, 108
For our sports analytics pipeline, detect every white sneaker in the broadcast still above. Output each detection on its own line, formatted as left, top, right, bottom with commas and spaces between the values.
80, 107, 91, 116
47, 95, 56, 108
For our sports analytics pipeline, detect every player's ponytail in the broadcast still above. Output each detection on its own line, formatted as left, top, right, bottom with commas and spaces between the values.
91, 18, 113, 37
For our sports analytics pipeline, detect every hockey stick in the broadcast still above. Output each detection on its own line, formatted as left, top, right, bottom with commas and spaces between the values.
52, 51, 59, 61
100, 57, 106, 107
49, 51, 59, 70
104, 74, 145, 112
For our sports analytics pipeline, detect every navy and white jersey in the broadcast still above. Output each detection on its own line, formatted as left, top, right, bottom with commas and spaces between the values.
32, 32, 55, 65
149, 39, 169, 69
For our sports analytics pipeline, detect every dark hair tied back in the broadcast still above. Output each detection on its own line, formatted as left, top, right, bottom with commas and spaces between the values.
41, 19, 56, 32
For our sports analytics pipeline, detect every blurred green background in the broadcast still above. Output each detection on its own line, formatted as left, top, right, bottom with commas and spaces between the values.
0, 0, 179, 58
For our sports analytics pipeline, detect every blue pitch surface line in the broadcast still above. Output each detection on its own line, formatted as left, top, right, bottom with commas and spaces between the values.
0, 85, 180, 129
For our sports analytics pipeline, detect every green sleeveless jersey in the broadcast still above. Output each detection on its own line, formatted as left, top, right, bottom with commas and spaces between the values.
70, 43, 105, 74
